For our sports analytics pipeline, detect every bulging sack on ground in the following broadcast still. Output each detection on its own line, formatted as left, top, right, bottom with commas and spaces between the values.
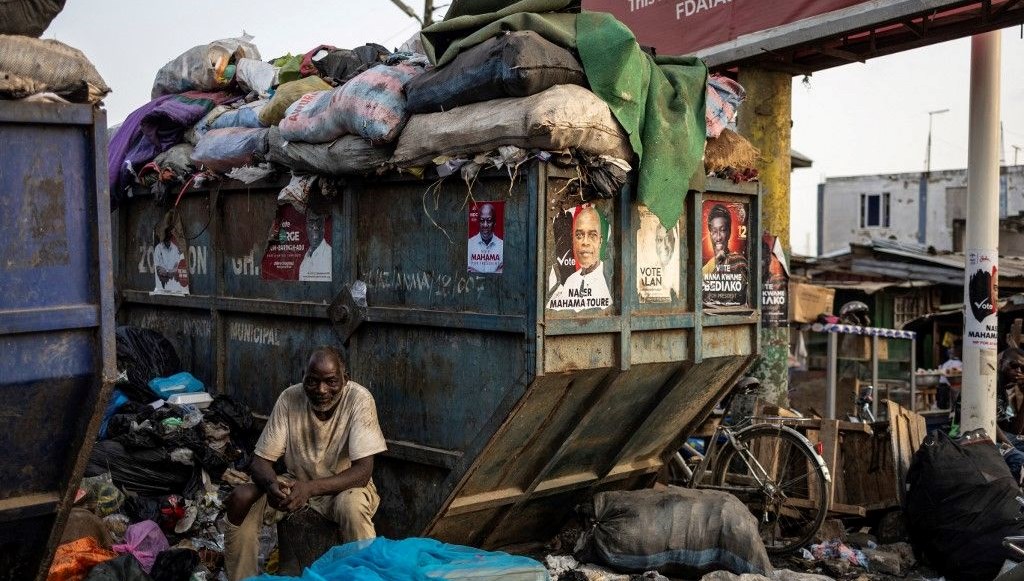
268, 126, 391, 175
393, 84, 632, 167
191, 127, 270, 173
905, 429, 1024, 581
0, 34, 109, 103
209, 99, 268, 131
258, 75, 332, 127
151, 35, 260, 98
406, 30, 586, 114
313, 43, 389, 83
575, 488, 772, 577
278, 61, 423, 145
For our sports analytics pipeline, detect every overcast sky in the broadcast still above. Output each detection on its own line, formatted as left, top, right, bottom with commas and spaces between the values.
44, 3, 1024, 257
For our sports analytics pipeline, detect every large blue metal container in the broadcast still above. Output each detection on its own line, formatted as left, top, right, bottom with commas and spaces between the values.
114, 163, 760, 547
0, 102, 115, 580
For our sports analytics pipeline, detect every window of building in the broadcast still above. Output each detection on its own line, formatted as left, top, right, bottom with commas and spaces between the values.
859, 193, 891, 228
893, 294, 921, 330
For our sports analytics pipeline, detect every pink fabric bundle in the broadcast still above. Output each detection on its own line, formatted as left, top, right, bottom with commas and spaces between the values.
112, 520, 169, 573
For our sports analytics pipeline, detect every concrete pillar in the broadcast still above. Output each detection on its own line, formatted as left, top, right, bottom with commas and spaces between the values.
738, 67, 792, 407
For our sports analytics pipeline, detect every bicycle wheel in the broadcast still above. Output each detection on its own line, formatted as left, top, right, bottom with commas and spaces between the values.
711, 424, 830, 555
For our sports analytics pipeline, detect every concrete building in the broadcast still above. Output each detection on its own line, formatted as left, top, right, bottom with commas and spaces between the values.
817, 165, 1024, 256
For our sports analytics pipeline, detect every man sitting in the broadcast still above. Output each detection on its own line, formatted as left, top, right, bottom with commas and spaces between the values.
223, 346, 387, 580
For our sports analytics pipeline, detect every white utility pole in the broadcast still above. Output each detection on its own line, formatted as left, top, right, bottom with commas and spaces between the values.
961, 31, 1001, 438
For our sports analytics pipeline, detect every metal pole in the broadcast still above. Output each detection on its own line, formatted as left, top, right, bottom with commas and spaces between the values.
961, 31, 1001, 438
871, 335, 880, 420
826, 332, 838, 420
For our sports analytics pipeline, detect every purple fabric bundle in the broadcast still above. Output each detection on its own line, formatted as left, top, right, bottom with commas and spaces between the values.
108, 90, 238, 206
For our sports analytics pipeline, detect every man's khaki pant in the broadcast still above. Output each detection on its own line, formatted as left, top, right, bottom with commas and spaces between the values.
223, 480, 379, 581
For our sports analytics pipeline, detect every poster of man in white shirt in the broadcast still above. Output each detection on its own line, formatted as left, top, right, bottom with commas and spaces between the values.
546, 204, 613, 312
299, 210, 332, 282
467, 202, 504, 274
152, 222, 189, 295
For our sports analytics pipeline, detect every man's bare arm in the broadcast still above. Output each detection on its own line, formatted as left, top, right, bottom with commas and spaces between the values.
280, 456, 374, 511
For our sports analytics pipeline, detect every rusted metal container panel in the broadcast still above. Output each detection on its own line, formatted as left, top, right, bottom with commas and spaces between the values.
114, 162, 760, 547
0, 102, 115, 580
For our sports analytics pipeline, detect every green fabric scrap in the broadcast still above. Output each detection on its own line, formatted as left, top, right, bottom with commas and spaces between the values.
419, 3, 707, 229
576, 11, 706, 229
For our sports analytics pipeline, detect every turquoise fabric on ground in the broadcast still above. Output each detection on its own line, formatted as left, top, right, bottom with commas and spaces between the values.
247, 537, 549, 581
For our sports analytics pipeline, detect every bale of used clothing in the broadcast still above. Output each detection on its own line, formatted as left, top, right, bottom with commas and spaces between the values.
114, 326, 181, 403
83, 555, 151, 581
207, 100, 268, 131
575, 488, 772, 577
0, 34, 109, 103
0, 0, 65, 37
906, 429, 1024, 581
48, 537, 117, 581
704, 128, 759, 175
235, 58, 277, 98
393, 84, 632, 167
406, 30, 586, 114
268, 127, 391, 176
271, 53, 304, 85
191, 127, 270, 173
258, 75, 332, 126
313, 43, 389, 84
278, 59, 424, 145
151, 35, 259, 98
108, 91, 237, 205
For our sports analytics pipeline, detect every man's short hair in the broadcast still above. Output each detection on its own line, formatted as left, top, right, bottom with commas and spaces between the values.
309, 345, 346, 370
708, 204, 731, 231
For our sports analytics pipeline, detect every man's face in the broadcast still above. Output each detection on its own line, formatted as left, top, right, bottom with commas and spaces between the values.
479, 205, 495, 243
307, 216, 325, 250
302, 355, 344, 413
573, 208, 602, 271
655, 225, 675, 266
709, 216, 730, 254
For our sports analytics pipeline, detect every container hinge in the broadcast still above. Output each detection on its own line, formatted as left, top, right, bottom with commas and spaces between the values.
328, 280, 368, 342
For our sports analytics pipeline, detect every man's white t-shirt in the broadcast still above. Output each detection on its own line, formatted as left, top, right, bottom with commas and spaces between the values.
254, 381, 387, 482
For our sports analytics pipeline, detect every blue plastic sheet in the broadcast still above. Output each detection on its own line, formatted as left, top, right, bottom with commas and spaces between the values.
148, 372, 204, 401
247, 537, 549, 581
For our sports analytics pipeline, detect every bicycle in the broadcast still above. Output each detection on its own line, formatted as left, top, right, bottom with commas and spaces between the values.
668, 377, 833, 555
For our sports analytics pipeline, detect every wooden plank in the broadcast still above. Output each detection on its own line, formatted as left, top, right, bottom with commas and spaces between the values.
819, 420, 840, 507
786, 497, 867, 517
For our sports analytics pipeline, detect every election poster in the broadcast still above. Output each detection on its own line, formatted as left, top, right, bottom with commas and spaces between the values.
152, 211, 190, 295
965, 248, 998, 349
701, 200, 749, 308
467, 201, 504, 274
636, 205, 680, 304
761, 232, 789, 327
546, 203, 614, 312
261, 205, 333, 282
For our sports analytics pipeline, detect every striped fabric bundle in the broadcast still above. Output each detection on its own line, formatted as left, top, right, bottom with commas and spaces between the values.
279, 62, 424, 145
705, 73, 745, 139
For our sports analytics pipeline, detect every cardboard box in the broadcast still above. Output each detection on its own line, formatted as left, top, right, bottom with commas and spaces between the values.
789, 282, 835, 323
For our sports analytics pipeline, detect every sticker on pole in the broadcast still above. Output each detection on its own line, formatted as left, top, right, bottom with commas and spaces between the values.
965, 249, 998, 349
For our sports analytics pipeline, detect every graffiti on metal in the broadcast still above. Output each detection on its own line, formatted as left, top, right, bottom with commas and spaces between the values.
228, 321, 281, 346
137, 244, 209, 277
362, 268, 489, 299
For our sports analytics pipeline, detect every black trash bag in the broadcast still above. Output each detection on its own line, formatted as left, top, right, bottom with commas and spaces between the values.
122, 495, 162, 524
406, 30, 586, 114
85, 440, 195, 497
150, 548, 200, 581
115, 326, 181, 403
85, 554, 152, 581
314, 43, 389, 84
905, 429, 1024, 581
205, 394, 257, 443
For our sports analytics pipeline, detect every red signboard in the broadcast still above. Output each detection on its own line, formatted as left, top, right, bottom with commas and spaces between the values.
582, 0, 871, 56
